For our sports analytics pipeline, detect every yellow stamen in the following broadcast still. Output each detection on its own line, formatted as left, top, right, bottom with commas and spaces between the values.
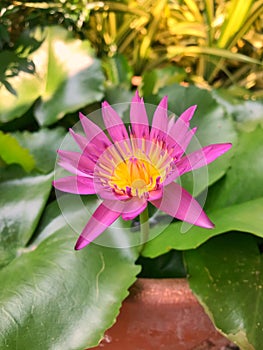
96, 139, 174, 199
109, 156, 160, 198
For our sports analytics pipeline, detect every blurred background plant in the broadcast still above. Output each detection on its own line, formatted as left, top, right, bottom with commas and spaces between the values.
1, 0, 262, 96
0, 1, 263, 350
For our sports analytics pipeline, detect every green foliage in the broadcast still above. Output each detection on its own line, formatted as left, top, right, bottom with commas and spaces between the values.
13, 128, 66, 173
0, 172, 53, 268
0, 199, 140, 350
1, 0, 262, 92
0, 51, 36, 96
0, 131, 35, 171
206, 126, 263, 210
103, 53, 133, 89
82, 0, 263, 90
185, 233, 263, 350
33, 26, 104, 125
142, 197, 263, 256
0, 26, 104, 125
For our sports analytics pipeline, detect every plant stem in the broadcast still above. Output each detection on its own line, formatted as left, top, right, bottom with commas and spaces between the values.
139, 205, 150, 250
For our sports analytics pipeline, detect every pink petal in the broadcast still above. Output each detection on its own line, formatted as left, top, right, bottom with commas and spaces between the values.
79, 112, 112, 149
102, 101, 130, 143
57, 150, 95, 176
70, 129, 102, 160
167, 114, 176, 132
69, 128, 88, 151
75, 201, 122, 250
94, 182, 130, 201
167, 126, 197, 161
148, 188, 163, 201
150, 182, 214, 228
178, 105, 197, 125
121, 197, 147, 220
181, 127, 197, 153
53, 176, 95, 194
150, 96, 168, 140
130, 91, 149, 138
176, 143, 232, 176
167, 105, 197, 152
164, 142, 232, 185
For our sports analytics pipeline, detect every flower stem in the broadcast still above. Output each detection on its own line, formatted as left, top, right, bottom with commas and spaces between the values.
139, 206, 150, 250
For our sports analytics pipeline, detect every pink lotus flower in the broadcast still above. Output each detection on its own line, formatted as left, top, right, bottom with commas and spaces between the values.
53, 92, 231, 250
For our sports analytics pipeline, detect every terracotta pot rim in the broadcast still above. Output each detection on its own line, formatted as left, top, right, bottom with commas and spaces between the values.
92, 277, 237, 349
128, 277, 198, 305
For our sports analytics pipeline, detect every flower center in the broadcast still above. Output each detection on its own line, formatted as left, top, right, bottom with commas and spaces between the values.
132, 179, 147, 189
110, 156, 160, 198
95, 138, 174, 199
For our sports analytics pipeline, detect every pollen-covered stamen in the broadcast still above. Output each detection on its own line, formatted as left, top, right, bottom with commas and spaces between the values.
113, 139, 132, 160
128, 157, 149, 185
108, 156, 159, 198
146, 139, 175, 180
94, 138, 176, 198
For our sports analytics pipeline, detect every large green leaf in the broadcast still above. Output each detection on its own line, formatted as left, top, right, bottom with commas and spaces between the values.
185, 232, 263, 350
0, 172, 53, 267
206, 126, 263, 210
142, 197, 263, 258
13, 127, 66, 174
0, 199, 140, 350
157, 84, 237, 195
33, 26, 104, 126
212, 90, 263, 132
0, 26, 105, 125
141, 66, 187, 96
0, 131, 35, 171
0, 54, 42, 123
